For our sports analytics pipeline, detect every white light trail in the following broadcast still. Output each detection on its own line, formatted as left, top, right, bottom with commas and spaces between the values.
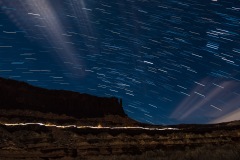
194, 92, 205, 98
28, 12, 41, 16
2, 122, 178, 131
213, 83, 224, 88
144, 61, 154, 65
210, 105, 222, 111
3, 31, 16, 34
194, 81, 205, 86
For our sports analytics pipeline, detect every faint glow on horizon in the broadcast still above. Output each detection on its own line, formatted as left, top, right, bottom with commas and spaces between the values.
210, 108, 240, 123
171, 78, 240, 123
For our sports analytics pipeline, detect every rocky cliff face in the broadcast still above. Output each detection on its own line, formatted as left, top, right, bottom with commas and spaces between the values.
0, 77, 126, 118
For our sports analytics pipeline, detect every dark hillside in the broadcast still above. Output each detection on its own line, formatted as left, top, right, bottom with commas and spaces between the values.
0, 77, 126, 118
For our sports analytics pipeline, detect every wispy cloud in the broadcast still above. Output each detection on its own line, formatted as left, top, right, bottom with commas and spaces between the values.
170, 77, 240, 123
1, 0, 86, 74
210, 108, 240, 123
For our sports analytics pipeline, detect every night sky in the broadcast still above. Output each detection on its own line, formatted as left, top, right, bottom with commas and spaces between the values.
0, 0, 240, 125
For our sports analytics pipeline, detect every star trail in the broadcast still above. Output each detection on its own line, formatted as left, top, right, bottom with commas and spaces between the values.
0, 0, 240, 125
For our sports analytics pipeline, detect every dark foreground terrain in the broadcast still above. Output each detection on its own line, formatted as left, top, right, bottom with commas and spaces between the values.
0, 77, 240, 159
0, 121, 240, 160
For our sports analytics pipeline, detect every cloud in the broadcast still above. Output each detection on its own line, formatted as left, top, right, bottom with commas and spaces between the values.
1, 0, 85, 75
170, 77, 240, 123
210, 108, 240, 123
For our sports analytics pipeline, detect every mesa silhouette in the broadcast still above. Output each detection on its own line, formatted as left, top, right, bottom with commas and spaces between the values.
0, 77, 126, 118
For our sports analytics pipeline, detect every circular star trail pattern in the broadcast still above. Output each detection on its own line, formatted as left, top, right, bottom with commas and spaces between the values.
0, 0, 240, 124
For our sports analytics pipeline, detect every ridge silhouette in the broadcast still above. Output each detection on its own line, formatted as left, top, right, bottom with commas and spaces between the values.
0, 77, 126, 118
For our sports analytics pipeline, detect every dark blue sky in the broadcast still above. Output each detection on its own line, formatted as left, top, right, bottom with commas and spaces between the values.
0, 0, 240, 125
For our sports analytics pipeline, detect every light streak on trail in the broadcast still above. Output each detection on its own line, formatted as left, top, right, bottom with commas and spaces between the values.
2, 122, 178, 131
